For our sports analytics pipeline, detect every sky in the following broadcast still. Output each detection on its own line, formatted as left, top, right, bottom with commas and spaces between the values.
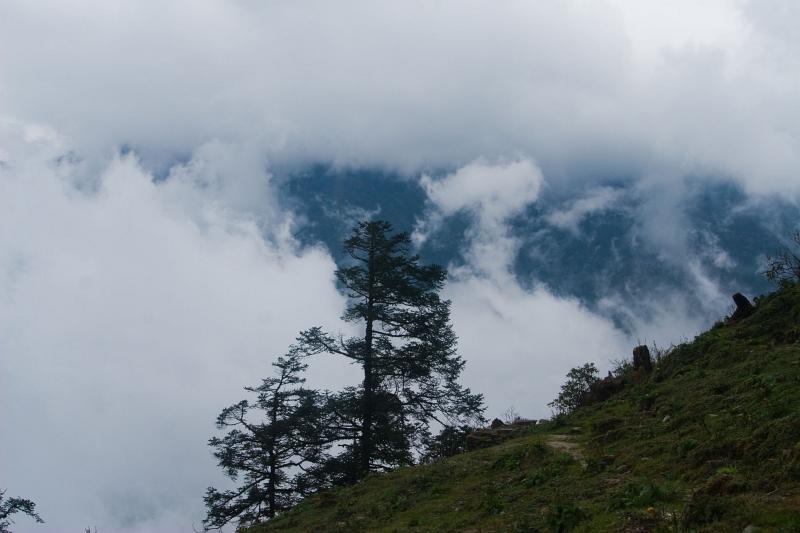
1, 1, 799, 531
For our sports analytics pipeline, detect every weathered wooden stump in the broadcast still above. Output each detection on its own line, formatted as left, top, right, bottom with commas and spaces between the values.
729, 292, 755, 322
633, 345, 653, 373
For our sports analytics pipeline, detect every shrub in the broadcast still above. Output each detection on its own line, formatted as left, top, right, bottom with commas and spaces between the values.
548, 363, 600, 416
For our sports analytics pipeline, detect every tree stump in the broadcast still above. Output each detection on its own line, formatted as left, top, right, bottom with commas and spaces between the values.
729, 293, 755, 322
632, 345, 653, 373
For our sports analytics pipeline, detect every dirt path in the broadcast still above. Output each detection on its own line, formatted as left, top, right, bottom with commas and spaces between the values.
545, 434, 585, 465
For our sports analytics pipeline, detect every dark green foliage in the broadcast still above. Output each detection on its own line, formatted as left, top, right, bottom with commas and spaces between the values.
0, 490, 43, 533
297, 220, 484, 479
548, 363, 599, 416
203, 349, 330, 531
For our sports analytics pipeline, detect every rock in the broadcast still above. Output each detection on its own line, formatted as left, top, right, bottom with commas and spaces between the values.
584, 373, 626, 404
729, 293, 755, 322
743, 525, 760, 533
465, 419, 536, 450
633, 345, 653, 373
662, 415, 671, 423
465, 429, 506, 450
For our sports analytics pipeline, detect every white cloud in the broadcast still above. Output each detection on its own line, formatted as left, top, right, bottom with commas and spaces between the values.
450, 273, 630, 420
421, 159, 543, 222
546, 186, 623, 234
418, 160, 630, 418
0, 1, 796, 529
0, 1, 798, 195
0, 126, 350, 532
420, 159, 543, 277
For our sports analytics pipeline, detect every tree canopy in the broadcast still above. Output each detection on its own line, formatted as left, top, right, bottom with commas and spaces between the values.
297, 220, 484, 479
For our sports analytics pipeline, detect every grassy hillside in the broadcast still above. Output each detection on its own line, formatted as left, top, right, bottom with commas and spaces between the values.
247, 283, 800, 532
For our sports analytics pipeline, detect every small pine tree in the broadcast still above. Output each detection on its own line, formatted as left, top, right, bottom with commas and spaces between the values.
0, 490, 43, 533
203, 349, 330, 530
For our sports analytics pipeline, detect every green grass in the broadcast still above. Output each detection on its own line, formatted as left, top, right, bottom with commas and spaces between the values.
247, 282, 800, 532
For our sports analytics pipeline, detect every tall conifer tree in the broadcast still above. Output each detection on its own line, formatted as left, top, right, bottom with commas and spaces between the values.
298, 220, 484, 479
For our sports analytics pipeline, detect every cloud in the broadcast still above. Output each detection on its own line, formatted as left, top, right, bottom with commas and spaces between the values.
418, 160, 630, 417
449, 274, 631, 420
545, 186, 623, 234
421, 159, 543, 222
419, 159, 542, 277
418, 160, 736, 418
0, 1, 799, 195
0, 125, 350, 532
0, 1, 797, 529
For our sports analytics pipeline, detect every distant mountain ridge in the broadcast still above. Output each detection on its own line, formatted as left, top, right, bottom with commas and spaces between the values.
281, 166, 798, 332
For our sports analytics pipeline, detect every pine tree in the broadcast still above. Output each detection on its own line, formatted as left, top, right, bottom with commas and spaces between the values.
203, 349, 329, 530
0, 490, 43, 533
298, 220, 484, 479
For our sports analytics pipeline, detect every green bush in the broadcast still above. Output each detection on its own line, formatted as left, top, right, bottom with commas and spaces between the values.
548, 363, 599, 416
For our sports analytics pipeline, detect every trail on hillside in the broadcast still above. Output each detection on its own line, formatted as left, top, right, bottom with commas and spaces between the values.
545, 434, 585, 465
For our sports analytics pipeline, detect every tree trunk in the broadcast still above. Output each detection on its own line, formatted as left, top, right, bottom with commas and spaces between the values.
267, 393, 280, 517
267, 451, 276, 518
360, 234, 376, 476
